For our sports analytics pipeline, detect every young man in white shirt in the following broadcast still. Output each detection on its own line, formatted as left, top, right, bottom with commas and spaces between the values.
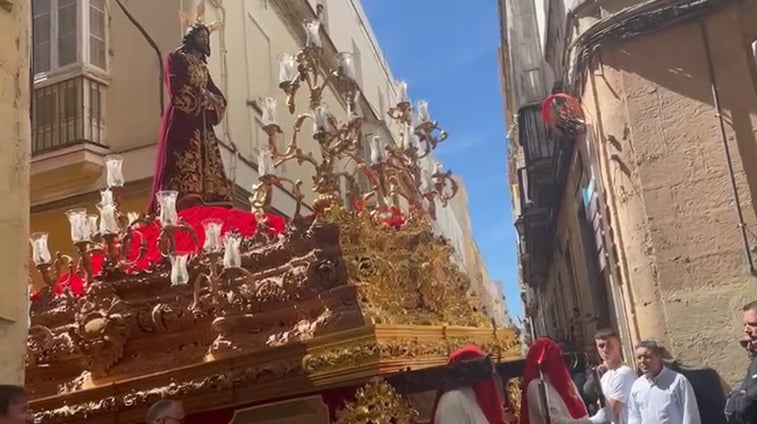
628, 340, 701, 424
591, 329, 638, 424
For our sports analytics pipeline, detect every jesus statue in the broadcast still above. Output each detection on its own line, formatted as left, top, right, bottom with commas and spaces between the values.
147, 3, 233, 214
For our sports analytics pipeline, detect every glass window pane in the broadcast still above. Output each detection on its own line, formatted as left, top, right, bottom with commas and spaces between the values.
89, 37, 105, 69
58, 36, 77, 66
57, 0, 78, 66
33, 0, 51, 15
89, 6, 105, 38
89, 1, 106, 68
34, 43, 51, 74
33, 12, 52, 73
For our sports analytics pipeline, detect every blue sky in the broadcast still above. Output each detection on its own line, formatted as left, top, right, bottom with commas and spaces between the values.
361, 0, 523, 320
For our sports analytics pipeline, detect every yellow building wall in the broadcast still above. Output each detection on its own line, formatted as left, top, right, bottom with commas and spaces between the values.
0, 0, 31, 386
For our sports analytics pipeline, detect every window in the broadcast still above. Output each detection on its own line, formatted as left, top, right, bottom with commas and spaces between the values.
351, 39, 364, 87
88, 0, 106, 68
32, 0, 108, 77
521, 68, 544, 101
32, 76, 106, 154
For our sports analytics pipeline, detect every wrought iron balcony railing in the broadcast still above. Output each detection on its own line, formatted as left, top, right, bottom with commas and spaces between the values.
32, 76, 107, 156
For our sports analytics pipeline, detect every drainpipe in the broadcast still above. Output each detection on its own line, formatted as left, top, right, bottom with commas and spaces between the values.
700, 21, 757, 276
114, 0, 165, 117
29, 0, 35, 122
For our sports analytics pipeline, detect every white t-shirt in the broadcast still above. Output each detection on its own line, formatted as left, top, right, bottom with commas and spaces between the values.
434, 387, 490, 424
599, 365, 638, 424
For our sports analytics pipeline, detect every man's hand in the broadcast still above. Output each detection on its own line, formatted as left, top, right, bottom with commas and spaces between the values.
596, 363, 608, 376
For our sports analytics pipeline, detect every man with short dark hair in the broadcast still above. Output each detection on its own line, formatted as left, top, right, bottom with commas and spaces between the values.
590, 329, 637, 424
724, 301, 757, 423
628, 340, 700, 424
146, 399, 185, 424
0, 385, 30, 424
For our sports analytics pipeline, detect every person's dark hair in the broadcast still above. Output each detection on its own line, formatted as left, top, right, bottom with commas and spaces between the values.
634, 339, 663, 356
594, 328, 619, 341
178, 23, 210, 62
0, 385, 25, 417
742, 300, 757, 313
146, 399, 179, 422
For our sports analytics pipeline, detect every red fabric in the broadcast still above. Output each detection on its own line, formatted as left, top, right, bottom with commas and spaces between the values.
540, 93, 580, 125
429, 345, 506, 424
50, 206, 286, 297
520, 338, 587, 424
41, 204, 409, 299
147, 49, 232, 214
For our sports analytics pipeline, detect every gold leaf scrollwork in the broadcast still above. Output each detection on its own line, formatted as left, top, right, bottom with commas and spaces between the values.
335, 378, 419, 424
320, 205, 490, 327
505, 377, 522, 422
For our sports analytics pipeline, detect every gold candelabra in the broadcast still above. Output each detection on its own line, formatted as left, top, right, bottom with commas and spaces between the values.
250, 14, 458, 221
28, 156, 150, 291
28, 156, 260, 300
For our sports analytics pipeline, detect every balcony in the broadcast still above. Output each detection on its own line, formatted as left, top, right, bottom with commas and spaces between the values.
31, 76, 110, 204
514, 103, 575, 287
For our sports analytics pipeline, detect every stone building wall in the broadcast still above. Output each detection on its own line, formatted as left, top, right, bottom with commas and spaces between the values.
578, 0, 757, 383
0, 0, 31, 385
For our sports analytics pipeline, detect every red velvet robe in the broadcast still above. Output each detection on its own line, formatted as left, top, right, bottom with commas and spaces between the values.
147, 50, 233, 214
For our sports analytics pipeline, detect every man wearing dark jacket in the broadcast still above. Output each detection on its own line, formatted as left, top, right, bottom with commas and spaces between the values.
725, 301, 757, 424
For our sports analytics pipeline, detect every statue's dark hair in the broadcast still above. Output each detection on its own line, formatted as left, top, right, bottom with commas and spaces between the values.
177, 23, 210, 62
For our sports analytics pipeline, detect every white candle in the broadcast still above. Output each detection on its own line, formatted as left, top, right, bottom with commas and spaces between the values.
262, 97, 278, 126
98, 203, 119, 235
397, 81, 409, 103
369, 136, 384, 164
278, 54, 299, 84
402, 126, 417, 150
65, 208, 90, 243
169, 254, 189, 286
87, 214, 99, 238
156, 190, 179, 225
302, 18, 322, 48
223, 234, 242, 269
202, 219, 224, 253
417, 100, 430, 123
313, 104, 333, 134
104, 155, 124, 188
100, 189, 114, 206
29, 232, 52, 266
258, 144, 275, 177
337, 52, 356, 80
348, 101, 362, 121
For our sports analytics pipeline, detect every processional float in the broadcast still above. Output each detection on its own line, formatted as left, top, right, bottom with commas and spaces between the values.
26, 14, 529, 424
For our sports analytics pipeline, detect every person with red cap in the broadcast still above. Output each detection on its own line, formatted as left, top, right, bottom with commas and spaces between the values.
430, 345, 513, 424
521, 338, 611, 424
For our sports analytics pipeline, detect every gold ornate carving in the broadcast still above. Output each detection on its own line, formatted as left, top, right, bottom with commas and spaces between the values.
335, 378, 419, 424
505, 377, 522, 422
320, 205, 490, 327
303, 333, 519, 375
167, 128, 232, 203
